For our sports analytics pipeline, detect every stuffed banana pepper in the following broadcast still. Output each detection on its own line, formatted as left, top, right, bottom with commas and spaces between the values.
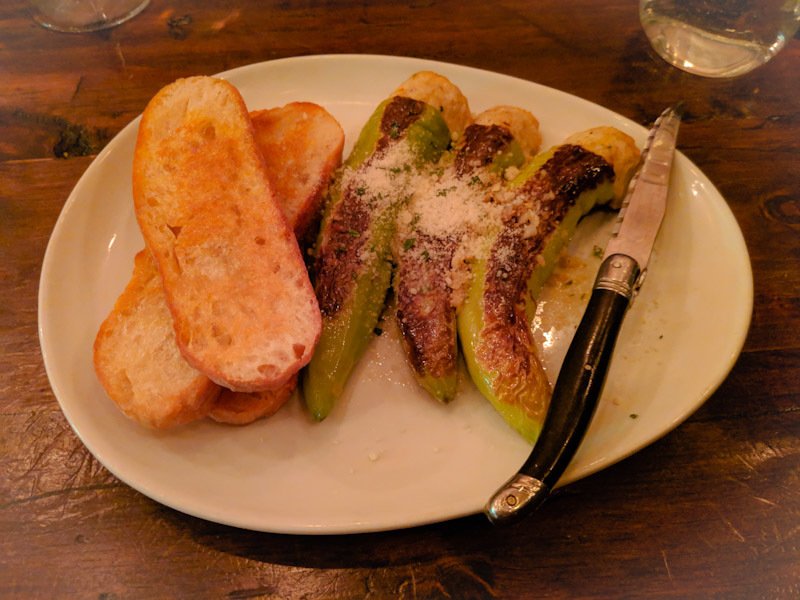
393, 106, 542, 403
458, 127, 640, 443
302, 72, 469, 420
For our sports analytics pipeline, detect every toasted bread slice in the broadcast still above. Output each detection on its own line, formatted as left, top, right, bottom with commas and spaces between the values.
133, 76, 321, 392
209, 374, 298, 425
210, 104, 343, 422
93, 251, 221, 429
250, 103, 344, 247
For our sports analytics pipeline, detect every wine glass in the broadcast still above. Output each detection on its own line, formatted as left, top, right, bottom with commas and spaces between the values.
31, 0, 150, 33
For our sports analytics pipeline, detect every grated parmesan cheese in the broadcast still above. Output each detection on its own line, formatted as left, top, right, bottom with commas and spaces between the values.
393, 154, 542, 309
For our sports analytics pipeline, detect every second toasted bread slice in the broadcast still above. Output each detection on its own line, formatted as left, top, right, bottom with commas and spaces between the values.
209, 375, 298, 425
250, 103, 344, 247
133, 76, 321, 392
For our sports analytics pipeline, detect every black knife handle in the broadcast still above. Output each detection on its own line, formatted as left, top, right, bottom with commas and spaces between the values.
485, 254, 640, 525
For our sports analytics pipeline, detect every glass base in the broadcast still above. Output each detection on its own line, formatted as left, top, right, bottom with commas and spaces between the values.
32, 0, 149, 33
642, 15, 784, 78
639, 0, 800, 79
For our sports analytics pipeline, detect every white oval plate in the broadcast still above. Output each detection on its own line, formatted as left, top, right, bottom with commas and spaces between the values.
38, 55, 752, 534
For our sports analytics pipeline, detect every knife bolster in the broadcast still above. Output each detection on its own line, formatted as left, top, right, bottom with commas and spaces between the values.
595, 254, 640, 299
485, 473, 549, 525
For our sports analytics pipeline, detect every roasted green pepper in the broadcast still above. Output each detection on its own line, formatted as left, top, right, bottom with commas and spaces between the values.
458, 128, 639, 443
393, 121, 528, 403
302, 95, 451, 420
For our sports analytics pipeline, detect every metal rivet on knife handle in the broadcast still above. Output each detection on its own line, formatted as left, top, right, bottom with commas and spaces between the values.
594, 254, 640, 299
485, 474, 549, 525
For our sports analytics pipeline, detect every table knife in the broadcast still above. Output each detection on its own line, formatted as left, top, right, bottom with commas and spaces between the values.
485, 106, 682, 525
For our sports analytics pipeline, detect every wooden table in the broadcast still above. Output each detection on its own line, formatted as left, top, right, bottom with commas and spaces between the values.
2, 1, 798, 597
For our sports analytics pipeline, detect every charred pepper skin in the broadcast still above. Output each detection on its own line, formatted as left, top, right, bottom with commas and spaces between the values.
394, 231, 460, 403
302, 96, 450, 420
393, 123, 525, 403
458, 144, 617, 443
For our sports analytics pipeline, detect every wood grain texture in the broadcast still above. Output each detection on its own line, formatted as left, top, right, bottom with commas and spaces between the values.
1, 0, 798, 598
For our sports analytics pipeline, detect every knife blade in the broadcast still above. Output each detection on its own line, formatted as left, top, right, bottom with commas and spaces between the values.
485, 106, 682, 525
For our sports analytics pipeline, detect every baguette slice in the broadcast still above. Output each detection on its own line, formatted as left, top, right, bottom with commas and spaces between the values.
93, 250, 221, 428
211, 104, 344, 423
250, 103, 344, 247
133, 76, 321, 392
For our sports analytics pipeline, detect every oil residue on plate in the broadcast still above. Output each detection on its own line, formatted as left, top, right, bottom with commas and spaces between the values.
532, 210, 614, 380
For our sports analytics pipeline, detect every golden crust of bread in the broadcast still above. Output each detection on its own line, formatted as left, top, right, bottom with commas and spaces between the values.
250, 103, 344, 246
93, 251, 221, 429
133, 76, 322, 392
209, 374, 297, 425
